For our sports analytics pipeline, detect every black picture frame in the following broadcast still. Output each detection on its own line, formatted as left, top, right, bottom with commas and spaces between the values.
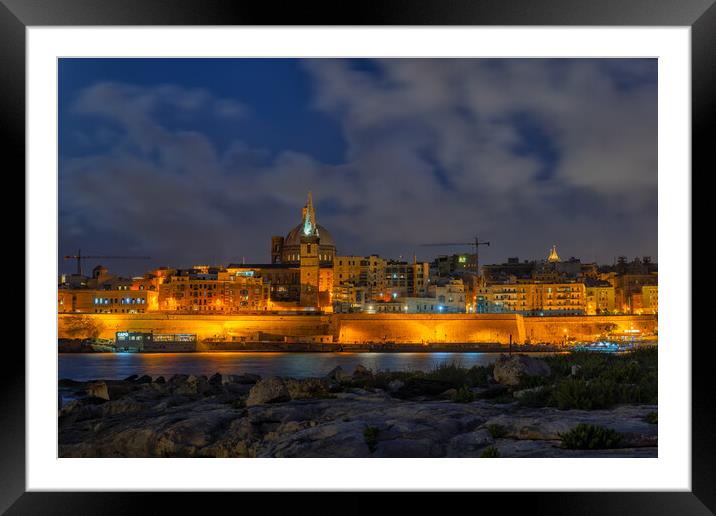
4, 0, 709, 513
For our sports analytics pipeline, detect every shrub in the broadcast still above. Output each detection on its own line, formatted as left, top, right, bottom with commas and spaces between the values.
423, 362, 492, 388
560, 423, 622, 450
485, 423, 508, 439
644, 411, 658, 424
451, 386, 476, 403
548, 378, 618, 410
480, 445, 500, 458
516, 386, 553, 408
363, 426, 380, 453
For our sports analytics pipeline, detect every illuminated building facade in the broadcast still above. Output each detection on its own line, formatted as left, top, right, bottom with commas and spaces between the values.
385, 259, 430, 298
58, 288, 158, 314
472, 282, 586, 315
333, 255, 387, 306
585, 285, 617, 315
58, 197, 654, 317
632, 285, 658, 315
158, 268, 269, 312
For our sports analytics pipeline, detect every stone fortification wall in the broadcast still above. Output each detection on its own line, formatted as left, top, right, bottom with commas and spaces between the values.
58, 313, 656, 345
523, 315, 657, 343
58, 313, 331, 341
333, 314, 525, 344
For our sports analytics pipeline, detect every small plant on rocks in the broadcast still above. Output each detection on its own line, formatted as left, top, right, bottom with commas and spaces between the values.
560, 423, 622, 450
363, 426, 380, 453
486, 423, 508, 439
480, 445, 500, 458
451, 386, 476, 403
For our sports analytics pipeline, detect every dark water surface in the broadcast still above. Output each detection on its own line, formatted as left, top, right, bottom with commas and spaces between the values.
58, 352, 557, 381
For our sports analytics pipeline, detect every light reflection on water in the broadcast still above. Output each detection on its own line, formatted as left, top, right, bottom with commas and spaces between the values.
58, 352, 556, 381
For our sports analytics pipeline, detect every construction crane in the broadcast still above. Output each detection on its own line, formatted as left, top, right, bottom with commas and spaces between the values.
420, 236, 490, 273
63, 249, 152, 276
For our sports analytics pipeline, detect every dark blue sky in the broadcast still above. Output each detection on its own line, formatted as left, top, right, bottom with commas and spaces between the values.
58, 58, 657, 276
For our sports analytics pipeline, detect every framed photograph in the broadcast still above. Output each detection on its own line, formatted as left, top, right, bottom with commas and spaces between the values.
6, 0, 710, 513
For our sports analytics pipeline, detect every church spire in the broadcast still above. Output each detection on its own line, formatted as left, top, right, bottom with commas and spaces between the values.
547, 244, 560, 263
302, 191, 318, 237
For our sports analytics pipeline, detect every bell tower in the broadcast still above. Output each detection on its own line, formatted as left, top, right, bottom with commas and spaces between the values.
299, 192, 320, 308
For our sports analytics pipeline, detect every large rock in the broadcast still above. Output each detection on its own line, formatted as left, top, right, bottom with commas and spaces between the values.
246, 377, 290, 406
86, 381, 110, 400
352, 364, 372, 378
493, 355, 551, 386
173, 375, 211, 396
325, 366, 351, 383
387, 380, 405, 392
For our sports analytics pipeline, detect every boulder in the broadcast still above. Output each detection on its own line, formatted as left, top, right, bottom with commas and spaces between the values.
246, 377, 290, 406
123, 374, 139, 382
154, 376, 166, 384
493, 355, 551, 386
136, 375, 153, 384
387, 380, 405, 392
352, 364, 372, 378
325, 366, 351, 383
173, 375, 211, 396
168, 374, 189, 385
86, 381, 110, 401
208, 373, 223, 385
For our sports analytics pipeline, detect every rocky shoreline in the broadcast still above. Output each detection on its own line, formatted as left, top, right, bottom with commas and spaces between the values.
59, 355, 658, 458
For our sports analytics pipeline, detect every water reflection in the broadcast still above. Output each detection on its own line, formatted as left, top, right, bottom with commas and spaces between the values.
58, 352, 549, 381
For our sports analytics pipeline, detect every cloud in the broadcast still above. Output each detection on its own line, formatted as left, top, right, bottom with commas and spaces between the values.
59, 61, 657, 273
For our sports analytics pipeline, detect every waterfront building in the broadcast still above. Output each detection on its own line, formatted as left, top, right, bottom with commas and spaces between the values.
585, 284, 617, 315
158, 267, 269, 312
471, 281, 586, 315
632, 285, 658, 315
333, 254, 387, 307
58, 265, 159, 313
58, 288, 158, 314
385, 259, 430, 298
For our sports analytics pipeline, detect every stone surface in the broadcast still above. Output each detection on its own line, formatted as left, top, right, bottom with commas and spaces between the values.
493, 355, 551, 386
59, 374, 657, 458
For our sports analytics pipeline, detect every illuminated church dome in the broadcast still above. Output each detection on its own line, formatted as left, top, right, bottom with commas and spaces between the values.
284, 223, 335, 248
272, 192, 336, 264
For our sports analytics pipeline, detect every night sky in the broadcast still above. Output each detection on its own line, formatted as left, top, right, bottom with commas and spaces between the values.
58, 58, 657, 277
